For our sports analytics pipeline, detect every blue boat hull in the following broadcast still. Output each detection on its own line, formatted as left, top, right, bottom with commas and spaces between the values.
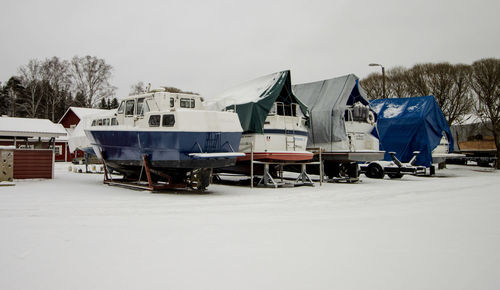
88, 130, 242, 175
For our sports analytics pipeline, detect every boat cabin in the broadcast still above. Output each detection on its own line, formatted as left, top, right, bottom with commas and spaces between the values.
90, 91, 203, 128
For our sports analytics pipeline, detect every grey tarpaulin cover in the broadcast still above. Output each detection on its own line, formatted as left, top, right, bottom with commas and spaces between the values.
292, 74, 370, 149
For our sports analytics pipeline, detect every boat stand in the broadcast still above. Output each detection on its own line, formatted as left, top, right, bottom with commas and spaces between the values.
253, 160, 321, 188
102, 155, 187, 191
295, 163, 315, 185
255, 162, 284, 188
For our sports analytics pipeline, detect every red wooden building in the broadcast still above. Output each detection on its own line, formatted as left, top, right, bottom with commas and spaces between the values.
0, 116, 67, 179
58, 107, 111, 162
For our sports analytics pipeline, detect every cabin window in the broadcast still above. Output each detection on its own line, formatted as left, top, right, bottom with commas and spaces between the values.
143, 101, 150, 114
117, 101, 125, 114
162, 114, 175, 127
125, 100, 135, 116
91, 120, 96, 126
103, 118, 110, 126
137, 98, 145, 116
111, 118, 119, 126
275, 102, 292, 116
149, 115, 161, 127
180, 98, 195, 108
97, 119, 103, 126
170, 97, 175, 108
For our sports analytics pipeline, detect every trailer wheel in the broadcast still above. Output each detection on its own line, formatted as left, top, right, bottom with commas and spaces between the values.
346, 162, 360, 179
388, 173, 403, 179
365, 163, 385, 179
189, 168, 212, 191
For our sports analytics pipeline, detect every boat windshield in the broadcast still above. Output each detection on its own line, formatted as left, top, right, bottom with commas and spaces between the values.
117, 101, 125, 114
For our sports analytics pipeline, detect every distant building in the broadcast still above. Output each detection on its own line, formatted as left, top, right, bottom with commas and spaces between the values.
58, 107, 111, 162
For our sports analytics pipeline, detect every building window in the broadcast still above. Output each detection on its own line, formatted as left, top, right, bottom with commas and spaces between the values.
162, 114, 175, 127
54, 145, 62, 155
149, 115, 161, 127
125, 100, 135, 116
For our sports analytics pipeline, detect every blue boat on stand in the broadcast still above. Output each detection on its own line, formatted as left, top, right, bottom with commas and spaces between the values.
85, 88, 244, 190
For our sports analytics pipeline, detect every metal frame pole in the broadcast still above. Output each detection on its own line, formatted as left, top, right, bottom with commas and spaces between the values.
250, 143, 254, 189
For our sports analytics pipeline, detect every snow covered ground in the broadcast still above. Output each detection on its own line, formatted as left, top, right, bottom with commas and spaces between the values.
1, 163, 499, 290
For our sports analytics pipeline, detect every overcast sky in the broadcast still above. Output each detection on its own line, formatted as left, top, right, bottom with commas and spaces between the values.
1, 0, 499, 99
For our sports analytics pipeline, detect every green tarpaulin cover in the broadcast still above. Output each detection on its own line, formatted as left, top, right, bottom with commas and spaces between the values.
208, 70, 308, 133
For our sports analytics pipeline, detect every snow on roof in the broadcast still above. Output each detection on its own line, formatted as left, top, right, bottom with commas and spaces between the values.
453, 113, 483, 125
206, 71, 283, 110
58, 107, 113, 124
71, 107, 112, 119
0, 116, 67, 138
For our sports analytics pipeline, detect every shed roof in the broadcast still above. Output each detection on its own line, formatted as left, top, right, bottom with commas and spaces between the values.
0, 116, 67, 138
58, 107, 112, 124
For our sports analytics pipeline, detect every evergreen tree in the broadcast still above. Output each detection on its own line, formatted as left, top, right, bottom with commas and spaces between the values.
3, 76, 25, 117
0, 82, 7, 115
73, 91, 87, 107
99, 98, 108, 109
110, 97, 119, 109
55, 92, 73, 122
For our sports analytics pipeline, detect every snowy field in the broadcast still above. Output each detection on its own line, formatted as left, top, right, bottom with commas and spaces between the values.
1, 163, 499, 290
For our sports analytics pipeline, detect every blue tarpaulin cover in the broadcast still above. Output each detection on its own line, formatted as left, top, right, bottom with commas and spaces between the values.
370, 96, 453, 167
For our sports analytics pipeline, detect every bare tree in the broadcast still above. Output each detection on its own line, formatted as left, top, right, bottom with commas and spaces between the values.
129, 81, 145, 95
42, 57, 71, 121
386, 66, 411, 98
384, 63, 472, 125
360, 72, 385, 99
404, 63, 432, 97
18, 59, 44, 118
470, 58, 500, 168
448, 64, 474, 125
70, 55, 116, 107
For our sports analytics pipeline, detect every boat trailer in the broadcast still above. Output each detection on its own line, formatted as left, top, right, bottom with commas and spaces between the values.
360, 151, 427, 179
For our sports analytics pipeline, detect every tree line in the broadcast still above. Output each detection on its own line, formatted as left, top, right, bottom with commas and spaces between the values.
0, 55, 119, 122
361, 57, 500, 168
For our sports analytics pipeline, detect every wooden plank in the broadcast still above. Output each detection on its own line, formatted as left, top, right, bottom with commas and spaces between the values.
13, 149, 54, 179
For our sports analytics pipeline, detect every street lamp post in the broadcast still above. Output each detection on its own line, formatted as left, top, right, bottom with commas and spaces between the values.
369, 63, 386, 98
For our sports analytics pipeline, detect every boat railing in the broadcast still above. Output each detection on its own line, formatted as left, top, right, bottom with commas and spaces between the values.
270, 102, 299, 117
